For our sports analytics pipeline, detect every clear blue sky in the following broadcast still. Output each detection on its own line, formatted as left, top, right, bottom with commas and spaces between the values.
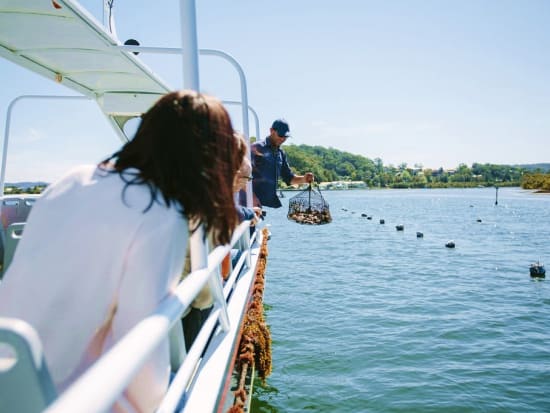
1, 0, 550, 182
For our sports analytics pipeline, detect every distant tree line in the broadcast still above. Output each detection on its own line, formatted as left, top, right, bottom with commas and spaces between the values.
3, 144, 549, 193
4, 185, 46, 194
282, 144, 549, 189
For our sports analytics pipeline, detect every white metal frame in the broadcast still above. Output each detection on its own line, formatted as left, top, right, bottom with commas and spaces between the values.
114, 44, 252, 145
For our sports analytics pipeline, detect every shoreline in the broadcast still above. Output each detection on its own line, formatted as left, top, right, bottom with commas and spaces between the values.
280, 186, 523, 192
279, 186, 550, 194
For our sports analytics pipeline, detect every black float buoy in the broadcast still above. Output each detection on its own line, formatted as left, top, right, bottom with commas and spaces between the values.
396, 225, 404, 231
416, 232, 423, 238
380, 219, 385, 224
529, 262, 546, 278
476, 218, 482, 223
445, 241, 455, 248
367, 216, 372, 220
361, 213, 367, 217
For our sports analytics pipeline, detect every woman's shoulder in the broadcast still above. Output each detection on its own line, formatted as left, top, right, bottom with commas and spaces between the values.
49, 165, 137, 190
63, 164, 98, 178
40, 165, 97, 194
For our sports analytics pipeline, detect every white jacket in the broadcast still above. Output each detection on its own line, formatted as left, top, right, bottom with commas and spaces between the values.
0, 164, 189, 412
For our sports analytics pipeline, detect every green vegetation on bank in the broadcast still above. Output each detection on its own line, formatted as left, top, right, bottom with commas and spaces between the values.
521, 173, 550, 191
282, 144, 550, 189
4, 185, 46, 194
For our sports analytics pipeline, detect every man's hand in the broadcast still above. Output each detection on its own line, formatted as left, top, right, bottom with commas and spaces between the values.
304, 172, 314, 183
248, 207, 263, 226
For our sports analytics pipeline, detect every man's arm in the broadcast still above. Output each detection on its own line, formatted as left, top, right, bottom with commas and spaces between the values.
290, 172, 314, 185
280, 150, 314, 185
236, 205, 262, 225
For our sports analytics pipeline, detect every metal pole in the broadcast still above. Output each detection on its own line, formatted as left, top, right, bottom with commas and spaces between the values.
179, 3, 228, 338
179, 0, 207, 275
180, 0, 200, 91
495, 186, 499, 206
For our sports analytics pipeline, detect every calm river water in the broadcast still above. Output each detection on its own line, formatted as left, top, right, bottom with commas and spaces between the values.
253, 187, 550, 413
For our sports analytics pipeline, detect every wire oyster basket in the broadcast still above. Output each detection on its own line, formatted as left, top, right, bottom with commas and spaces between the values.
287, 183, 332, 225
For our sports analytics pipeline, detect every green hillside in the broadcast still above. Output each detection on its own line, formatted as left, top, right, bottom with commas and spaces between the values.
282, 144, 544, 189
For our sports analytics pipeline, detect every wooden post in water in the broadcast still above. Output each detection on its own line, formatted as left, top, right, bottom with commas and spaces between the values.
495, 186, 499, 205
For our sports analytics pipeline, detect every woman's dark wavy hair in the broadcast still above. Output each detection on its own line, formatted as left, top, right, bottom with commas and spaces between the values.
102, 90, 242, 245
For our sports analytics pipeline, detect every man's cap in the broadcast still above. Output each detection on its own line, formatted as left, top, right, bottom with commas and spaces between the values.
272, 119, 291, 138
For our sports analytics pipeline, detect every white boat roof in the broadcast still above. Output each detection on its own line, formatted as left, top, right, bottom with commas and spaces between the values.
0, 0, 170, 118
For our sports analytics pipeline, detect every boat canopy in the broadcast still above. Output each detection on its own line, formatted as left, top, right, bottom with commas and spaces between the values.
0, 0, 170, 132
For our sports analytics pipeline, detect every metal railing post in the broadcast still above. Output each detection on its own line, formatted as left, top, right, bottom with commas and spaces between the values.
179, 0, 230, 330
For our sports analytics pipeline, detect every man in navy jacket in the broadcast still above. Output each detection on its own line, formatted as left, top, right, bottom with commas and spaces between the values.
251, 119, 314, 208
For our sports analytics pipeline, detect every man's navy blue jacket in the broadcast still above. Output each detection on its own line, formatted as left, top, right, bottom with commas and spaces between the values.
251, 138, 294, 208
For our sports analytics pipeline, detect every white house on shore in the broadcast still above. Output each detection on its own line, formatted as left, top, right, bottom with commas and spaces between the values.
319, 181, 367, 190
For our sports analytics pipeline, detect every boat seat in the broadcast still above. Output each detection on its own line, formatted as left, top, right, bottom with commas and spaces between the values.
1, 222, 25, 278
0, 195, 36, 274
0, 317, 57, 413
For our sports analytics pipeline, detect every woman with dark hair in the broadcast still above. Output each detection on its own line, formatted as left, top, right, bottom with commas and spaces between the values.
108, 90, 242, 245
0, 90, 243, 412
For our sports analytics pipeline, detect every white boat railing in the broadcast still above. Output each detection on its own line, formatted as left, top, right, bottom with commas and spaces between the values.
43, 219, 256, 413
1, 2, 263, 412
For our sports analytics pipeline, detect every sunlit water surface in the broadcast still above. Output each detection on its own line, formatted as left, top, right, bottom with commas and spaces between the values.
252, 188, 550, 413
